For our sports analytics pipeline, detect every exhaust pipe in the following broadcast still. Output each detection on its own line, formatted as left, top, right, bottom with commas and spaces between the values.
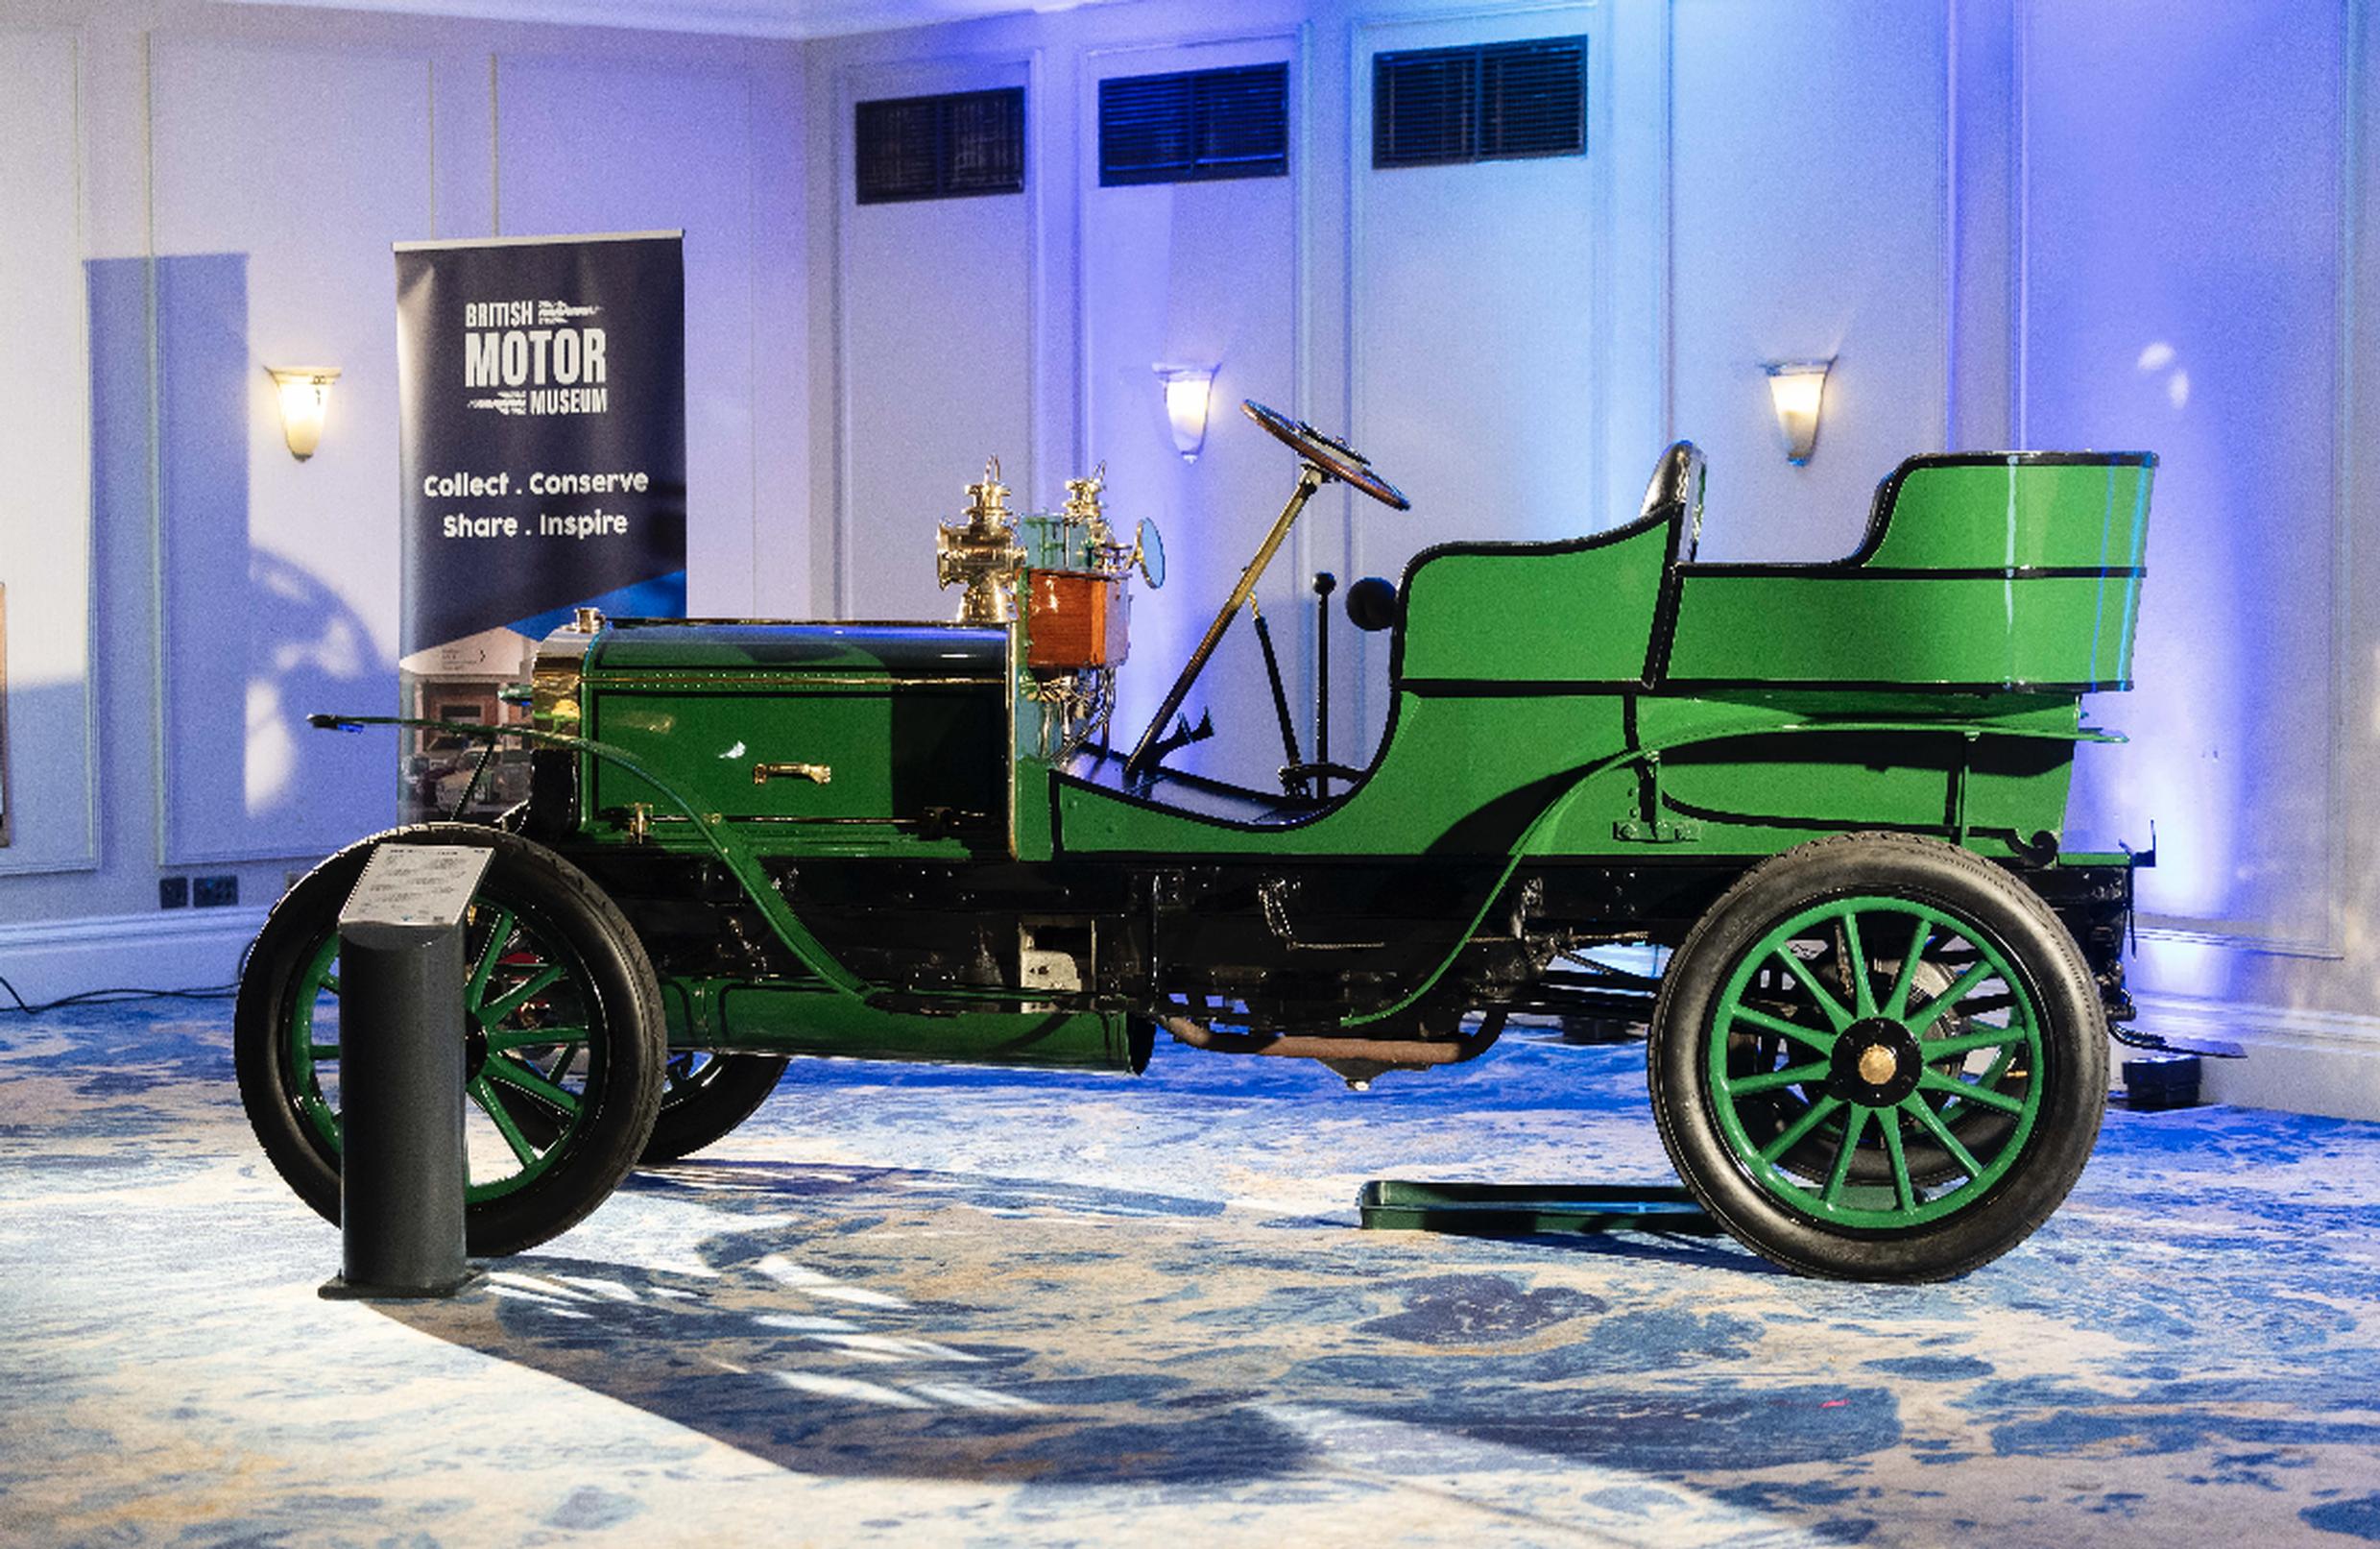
1161, 1011, 1504, 1069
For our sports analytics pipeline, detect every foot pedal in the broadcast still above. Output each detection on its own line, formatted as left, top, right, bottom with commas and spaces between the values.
1357, 1179, 1722, 1237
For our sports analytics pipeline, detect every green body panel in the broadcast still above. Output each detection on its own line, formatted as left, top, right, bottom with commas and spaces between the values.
1667, 574, 2135, 688
1867, 460, 2152, 569
661, 978, 1139, 1070
1054, 689, 2089, 860
1400, 517, 1670, 682
572, 620, 1010, 859
591, 683, 1003, 824
1662, 458, 2152, 690
1057, 691, 1631, 856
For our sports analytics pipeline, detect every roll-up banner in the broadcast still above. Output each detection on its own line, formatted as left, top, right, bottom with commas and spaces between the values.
394, 230, 685, 821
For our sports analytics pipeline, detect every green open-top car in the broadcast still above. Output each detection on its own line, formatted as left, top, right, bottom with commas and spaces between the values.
239, 402, 2153, 1281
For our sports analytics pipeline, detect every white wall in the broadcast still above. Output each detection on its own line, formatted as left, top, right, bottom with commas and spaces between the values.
0, 2, 805, 997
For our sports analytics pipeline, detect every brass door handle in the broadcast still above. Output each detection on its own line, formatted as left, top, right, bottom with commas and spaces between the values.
754, 762, 831, 786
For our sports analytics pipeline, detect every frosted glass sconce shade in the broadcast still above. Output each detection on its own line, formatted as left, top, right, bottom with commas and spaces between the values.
1153, 363, 1217, 461
269, 367, 341, 461
1763, 358, 1833, 466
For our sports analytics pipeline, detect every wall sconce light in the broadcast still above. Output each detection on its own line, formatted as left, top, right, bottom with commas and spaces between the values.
1762, 358, 1833, 465
268, 366, 340, 461
1153, 363, 1217, 462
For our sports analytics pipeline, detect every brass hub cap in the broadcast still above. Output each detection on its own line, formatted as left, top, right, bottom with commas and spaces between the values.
1831, 1017, 1927, 1106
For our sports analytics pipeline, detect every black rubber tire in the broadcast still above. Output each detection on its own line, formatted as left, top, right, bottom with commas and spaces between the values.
234, 823, 666, 1256
641, 1052, 789, 1163
1648, 832, 2107, 1282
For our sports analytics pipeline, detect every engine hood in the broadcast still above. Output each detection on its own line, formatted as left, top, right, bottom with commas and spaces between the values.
584, 620, 1006, 681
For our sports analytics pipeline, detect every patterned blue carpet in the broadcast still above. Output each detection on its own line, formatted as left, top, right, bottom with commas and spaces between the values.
4, 1001, 2379, 1546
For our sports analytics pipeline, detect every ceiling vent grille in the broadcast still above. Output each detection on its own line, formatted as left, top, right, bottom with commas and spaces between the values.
1373, 36, 1586, 169
855, 86, 1025, 205
1100, 62, 1289, 186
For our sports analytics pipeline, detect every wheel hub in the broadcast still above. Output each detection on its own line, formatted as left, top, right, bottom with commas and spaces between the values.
1831, 1017, 1924, 1106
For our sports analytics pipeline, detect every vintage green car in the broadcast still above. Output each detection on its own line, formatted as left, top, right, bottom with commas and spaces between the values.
237, 402, 2154, 1282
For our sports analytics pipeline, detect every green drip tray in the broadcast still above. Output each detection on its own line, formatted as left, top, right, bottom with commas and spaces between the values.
1356, 1179, 1724, 1237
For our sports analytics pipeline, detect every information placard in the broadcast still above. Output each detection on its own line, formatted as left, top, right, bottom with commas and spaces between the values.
339, 844, 496, 932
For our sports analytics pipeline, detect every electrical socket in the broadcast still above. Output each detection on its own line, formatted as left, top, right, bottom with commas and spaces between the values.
158, 877, 188, 909
193, 874, 239, 908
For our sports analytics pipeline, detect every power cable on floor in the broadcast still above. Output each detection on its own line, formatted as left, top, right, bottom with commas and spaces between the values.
0, 974, 239, 1014
2, 938, 253, 1014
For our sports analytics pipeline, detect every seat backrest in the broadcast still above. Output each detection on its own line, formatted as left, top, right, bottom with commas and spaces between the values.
1639, 440, 1706, 562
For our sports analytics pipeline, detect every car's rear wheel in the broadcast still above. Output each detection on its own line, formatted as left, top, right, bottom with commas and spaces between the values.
234, 824, 666, 1256
642, 1051, 788, 1162
1648, 833, 2106, 1281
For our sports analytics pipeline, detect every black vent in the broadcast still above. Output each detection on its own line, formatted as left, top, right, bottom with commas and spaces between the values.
1100, 62, 1289, 186
1373, 36, 1585, 168
855, 86, 1025, 205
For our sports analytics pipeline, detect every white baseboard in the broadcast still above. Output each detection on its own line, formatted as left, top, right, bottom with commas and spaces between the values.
2131, 992, 2380, 1123
0, 905, 272, 1008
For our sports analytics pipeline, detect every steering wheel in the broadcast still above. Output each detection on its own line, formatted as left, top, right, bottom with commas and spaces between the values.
1242, 400, 1411, 511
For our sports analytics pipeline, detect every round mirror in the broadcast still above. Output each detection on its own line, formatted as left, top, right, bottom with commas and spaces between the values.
1136, 517, 1166, 590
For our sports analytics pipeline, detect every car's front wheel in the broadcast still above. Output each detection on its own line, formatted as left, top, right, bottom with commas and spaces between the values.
234, 824, 666, 1256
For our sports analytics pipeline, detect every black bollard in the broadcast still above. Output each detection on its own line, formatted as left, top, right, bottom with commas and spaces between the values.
320, 845, 491, 1300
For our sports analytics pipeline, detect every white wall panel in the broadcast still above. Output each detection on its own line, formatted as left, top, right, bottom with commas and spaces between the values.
496, 57, 760, 618
0, 29, 96, 876
1351, 7, 1603, 546
1348, 5, 1603, 750
2022, 0, 2347, 974
833, 57, 1034, 623
1670, 0, 1947, 564
151, 38, 433, 863
1081, 34, 1300, 788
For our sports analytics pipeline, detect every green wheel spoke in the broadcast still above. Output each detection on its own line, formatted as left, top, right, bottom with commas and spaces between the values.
483, 1023, 589, 1054
1925, 1025, 2029, 1060
1902, 1095, 1985, 1178
1883, 926, 1935, 1018
1879, 1108, 1917, 1213
1918, 1067, 2025, 1114
1728, 1004, 1837, 1053
1822, 1107, 1870, 1203
467, 908, 516, 1004
476, 964, 566, 1026
1771, 949, 1854, 1032
1759, 1095, 1845, 1165
1908, 960, 1995, 1034
1839, 910, 1875, 1017
540, 1042, 585, 1083
320, 974, 341, 995
1729, 1059, 1833, 1097
469, 1075, 541, 1169
484, 1053, 583, 1117
306, 1043, 341, 1060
